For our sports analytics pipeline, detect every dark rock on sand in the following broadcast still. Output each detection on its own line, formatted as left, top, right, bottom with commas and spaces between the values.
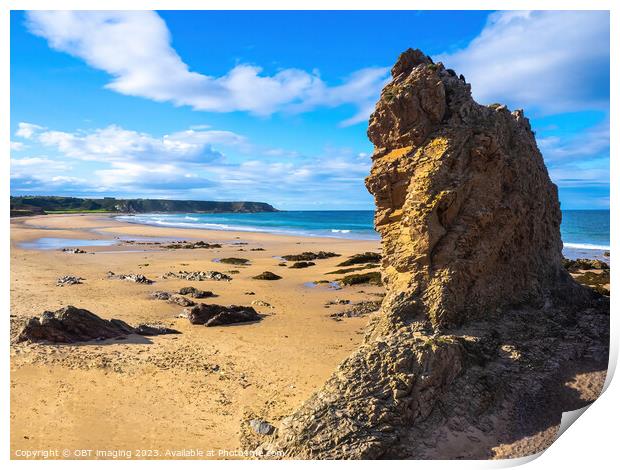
282, 251, 340, 262
178, 286, 215, 298
168, 295, 196, 307
163, 241, 222, 249
185, 303, 261, 327
252, 271, 282, 280
16, 306, 180, 343
562, 258, 609, 272
150, 290, 171, 300
218, 257, 251, 265
289, 261, 315, 269
56, 276, 84, 287
337, 252, 382, 267
61, 248, 87, 254
133, 324, 181, 336
339, 272, 382, 286
107, 272, 154, 284
163, 271, 232, 281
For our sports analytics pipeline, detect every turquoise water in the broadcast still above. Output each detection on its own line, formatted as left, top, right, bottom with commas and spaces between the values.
116, 210, 610, 259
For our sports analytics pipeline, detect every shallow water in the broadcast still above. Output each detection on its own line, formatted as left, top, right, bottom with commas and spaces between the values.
19, 237, 118, 250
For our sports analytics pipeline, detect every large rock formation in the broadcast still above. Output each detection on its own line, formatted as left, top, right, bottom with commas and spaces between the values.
257, 49, 608, 459
16, 306, 180, 343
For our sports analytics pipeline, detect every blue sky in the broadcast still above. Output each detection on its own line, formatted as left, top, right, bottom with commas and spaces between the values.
10, 10, 609, 210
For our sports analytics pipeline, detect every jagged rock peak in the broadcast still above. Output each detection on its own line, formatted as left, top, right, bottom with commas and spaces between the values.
365, 47, 583, 329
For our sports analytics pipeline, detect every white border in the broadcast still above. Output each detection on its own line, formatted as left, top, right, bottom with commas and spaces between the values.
2, 1, 616, 469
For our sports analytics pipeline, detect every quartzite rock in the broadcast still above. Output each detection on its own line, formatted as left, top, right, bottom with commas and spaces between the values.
259, 48, 607, 459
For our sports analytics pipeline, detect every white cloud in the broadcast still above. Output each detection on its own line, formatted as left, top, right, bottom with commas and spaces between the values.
17, 122, 239, 163
537, 120, 609, 165
25, 11, 388, 126
15, 122, 44, 138
10, 141, 26, 151
438, 11, 609, 114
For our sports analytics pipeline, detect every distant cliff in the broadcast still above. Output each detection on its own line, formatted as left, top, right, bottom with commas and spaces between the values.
10, 196, 278, 216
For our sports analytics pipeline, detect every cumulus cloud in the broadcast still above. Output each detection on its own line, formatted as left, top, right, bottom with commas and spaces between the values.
537, 120, 610, 165
25, 11, 388, 125
10, 141, 26, 151
11, 121, 374, 207
438, 10, 609, 114
17, 122, 237, 163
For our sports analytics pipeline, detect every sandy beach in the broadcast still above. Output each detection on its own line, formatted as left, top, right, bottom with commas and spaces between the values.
10, 214, 384, 459
10, 213, 608, 460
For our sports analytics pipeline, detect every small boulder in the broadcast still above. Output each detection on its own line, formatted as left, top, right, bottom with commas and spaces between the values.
150, 291, 171, 300
133, 324, 181, 336
185, 304, 261, 327
56, 276, 84, 287
289, 261, 315, 269
168, 295, 196, 307
253, 271, 282, 281
17, 306, 133, 343
249, 419, 276, 435
178, 286, 215, 298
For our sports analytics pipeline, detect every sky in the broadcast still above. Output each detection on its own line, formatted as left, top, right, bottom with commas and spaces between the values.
10, 10, 610, 210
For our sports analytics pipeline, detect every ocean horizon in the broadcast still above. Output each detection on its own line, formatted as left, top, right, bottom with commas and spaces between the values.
116, 209, 610, 260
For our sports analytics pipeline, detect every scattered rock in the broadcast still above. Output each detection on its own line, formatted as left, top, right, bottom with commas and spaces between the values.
178, 286, 215, 298
244, 291, 256, 295
253, 271, 282, 280
289, 261, 315, 269
251, 300, 272, 308
337, 252, 382, 267
56, 276, 84, 287
250, 248, 266, 251
163, 241, 222, 249
61, 248, 87, 254
603, 251, 610, 257
282, 251, 340, 262
325, 299, 351, 306
562, 258, 609, 272
185, 304, 262, 326
163, 271, 232, 281
278, 262, 287, 266
15, 306, 179, 343
107, 272, 154, 284
249, 419, 276, 436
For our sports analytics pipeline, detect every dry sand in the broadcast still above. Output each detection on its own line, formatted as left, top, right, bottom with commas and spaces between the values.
10, 214, 383, 459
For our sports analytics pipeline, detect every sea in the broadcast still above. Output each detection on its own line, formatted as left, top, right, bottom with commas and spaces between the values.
116, 209, 610, 261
